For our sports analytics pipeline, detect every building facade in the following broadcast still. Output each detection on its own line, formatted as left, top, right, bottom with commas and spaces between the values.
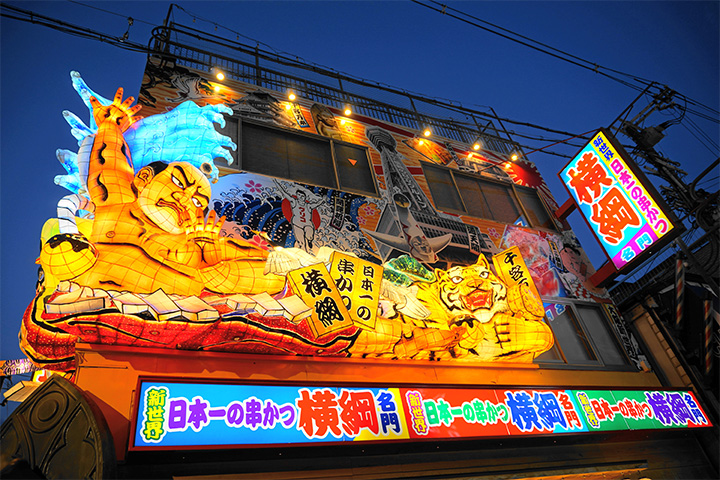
1, 23, 717, 479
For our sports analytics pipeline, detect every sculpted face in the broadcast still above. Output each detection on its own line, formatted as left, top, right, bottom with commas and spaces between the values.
409, 235, 432, 255
137, 162, 211, 234
436, 256, 506, 319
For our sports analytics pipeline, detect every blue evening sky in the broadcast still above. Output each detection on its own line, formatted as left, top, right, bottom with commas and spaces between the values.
1, 1, 718, 417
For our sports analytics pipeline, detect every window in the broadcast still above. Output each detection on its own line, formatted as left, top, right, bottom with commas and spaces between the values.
422, 163, 525, 225
538, 301, 630, 369
515, 186, 555, 230
219, 117, 378, 197
423, 164, 464, 212
575, 305, 629, 366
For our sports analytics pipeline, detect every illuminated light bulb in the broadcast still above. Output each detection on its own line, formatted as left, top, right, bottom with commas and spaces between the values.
288, 92, 296, 101
423, 129, 431, 137
473, 143, 481, 150
511, 154, 519, 161
344, 107, 352, 116
216, 71, 225, 81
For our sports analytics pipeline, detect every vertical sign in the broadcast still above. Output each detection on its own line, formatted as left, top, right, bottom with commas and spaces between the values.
559, 129, 679, 272
287, 265, 353, 338
492, 246, 541, 302
328, 251, 383, 330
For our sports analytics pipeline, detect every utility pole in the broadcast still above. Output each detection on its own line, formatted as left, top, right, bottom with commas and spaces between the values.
617, 86, 719, 234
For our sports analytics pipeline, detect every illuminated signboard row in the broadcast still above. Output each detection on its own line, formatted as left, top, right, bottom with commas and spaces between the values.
559, 129, 678, 271
131, 381, 711, 450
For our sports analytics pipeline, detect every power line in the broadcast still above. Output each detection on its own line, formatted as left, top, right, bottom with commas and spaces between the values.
2, 2, 714, 163
66, 0, 155, 27
411, 0, 649, 92
1, 3, 151, 54
0, 3, 581, 161
413, 0, 720, 123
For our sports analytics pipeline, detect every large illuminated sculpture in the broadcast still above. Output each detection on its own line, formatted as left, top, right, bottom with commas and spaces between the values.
20, 75, 554, 371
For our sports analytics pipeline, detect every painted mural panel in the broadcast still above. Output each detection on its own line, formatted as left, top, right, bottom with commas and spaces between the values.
20, 65, 632, 372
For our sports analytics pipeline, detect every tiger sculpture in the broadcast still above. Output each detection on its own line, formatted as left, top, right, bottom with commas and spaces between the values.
349, 255, 555, 362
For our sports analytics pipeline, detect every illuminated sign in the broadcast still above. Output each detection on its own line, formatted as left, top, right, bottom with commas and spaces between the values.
559, 129, 679, 271
130, 380, 711, 450
492, 246, 541, 302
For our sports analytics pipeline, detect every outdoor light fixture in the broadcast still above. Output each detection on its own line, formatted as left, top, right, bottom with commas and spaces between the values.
210, 67, 225, 81
288, 91, 296, 101
344, 106, 352, 116
423, 128, 431, 137
510, 153, 519, 161
473, 142, 481, 150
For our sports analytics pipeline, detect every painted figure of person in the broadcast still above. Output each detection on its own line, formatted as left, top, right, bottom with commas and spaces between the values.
275, 181, 324, 251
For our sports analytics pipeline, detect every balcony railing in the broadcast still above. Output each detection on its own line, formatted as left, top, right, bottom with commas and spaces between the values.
150, 23, 521, 157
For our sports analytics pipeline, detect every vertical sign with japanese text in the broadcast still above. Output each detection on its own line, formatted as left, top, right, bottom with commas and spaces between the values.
287, 264, 354, 338
559, 129, 678, 271
328, 251, 383, 330
492, 246, 541, 302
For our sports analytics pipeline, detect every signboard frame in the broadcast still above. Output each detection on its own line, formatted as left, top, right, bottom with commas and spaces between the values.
128, 376, 712, 452
558, 128, 683, 274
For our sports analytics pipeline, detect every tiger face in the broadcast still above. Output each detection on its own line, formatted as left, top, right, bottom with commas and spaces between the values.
434, 255, 507, 324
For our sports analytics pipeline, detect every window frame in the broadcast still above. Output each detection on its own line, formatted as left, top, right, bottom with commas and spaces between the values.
420, 160, 556, 231
536, 297, 634, 371
513, 184, 559, 231
220, 116, 380, 198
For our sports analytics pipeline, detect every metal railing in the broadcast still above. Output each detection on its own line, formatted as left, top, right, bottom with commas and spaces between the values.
150, 23, 521, 157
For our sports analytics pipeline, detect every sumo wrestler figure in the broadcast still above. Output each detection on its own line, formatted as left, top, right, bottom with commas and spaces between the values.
44, 88, 284, 297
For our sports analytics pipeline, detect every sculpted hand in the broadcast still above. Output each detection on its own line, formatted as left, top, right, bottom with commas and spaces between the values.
186, 211, 226, 265
89, 87, 142, 132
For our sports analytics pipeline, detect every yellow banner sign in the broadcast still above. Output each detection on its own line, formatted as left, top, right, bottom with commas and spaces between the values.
329, 251, 383, 330
492, 246, 541, 302
287, 264, 353, 338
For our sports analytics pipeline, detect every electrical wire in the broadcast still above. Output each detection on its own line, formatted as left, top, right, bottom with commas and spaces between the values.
413, 1, 720, 124
412, 0, 651, 92
2, 2, 715, 164
66, 0, 155, 27
0, 4, 151, 54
